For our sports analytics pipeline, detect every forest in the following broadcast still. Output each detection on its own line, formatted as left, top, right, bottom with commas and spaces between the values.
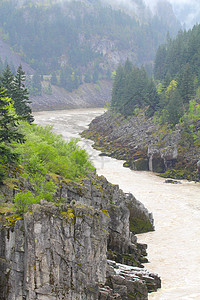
110, 24, 200, 174
0, 0, 180, 93
111, 24, 200, 124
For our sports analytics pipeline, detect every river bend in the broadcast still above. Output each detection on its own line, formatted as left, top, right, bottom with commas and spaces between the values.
34, 108, 200, 300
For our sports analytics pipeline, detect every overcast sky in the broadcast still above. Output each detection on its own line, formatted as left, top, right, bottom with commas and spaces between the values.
144, 0, 200, 28
144, 0, 198, 7
103, 0, 200, 27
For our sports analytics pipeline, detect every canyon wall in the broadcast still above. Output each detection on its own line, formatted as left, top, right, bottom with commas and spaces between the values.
0, 174, 161, 299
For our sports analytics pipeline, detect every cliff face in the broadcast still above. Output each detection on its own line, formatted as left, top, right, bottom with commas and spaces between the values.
81, 111, 200, 181
0, 174, 161, 299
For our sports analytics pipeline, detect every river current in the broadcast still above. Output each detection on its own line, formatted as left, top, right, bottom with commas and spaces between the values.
34, 108, 200, 300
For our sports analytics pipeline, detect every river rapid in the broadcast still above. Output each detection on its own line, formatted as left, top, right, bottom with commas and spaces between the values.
34, 108, 200, 300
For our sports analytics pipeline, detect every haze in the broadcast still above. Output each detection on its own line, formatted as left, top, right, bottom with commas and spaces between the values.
144, 0, 200, 28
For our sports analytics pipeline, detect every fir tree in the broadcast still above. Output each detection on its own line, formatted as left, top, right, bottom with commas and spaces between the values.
12, 65, 34, 124
0, 64, 14, 99
0, 86, 25, 165
31, 72, 42, 96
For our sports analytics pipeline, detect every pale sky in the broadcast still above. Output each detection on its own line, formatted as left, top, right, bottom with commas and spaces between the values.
144, 0, 200, 28
144, 0, 198, 6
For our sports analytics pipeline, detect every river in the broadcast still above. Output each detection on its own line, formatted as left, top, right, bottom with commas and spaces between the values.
34, 108, 200, 300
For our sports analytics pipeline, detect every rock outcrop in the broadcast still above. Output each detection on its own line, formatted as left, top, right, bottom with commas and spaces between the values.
0, 174, 160, 299
81, 111, 200, 181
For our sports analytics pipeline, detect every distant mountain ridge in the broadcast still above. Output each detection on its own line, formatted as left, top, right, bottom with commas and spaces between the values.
0, 0, 181, 110
0, 0, 181, 75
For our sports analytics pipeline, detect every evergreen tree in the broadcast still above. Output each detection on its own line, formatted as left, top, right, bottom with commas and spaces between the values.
0, 86, 25, 166
111, 65, 125, 110
145, 79, 160, 117
154, 45, 167, 80
124, 58, 133, 74
31, 72, 42, 96
166, 89, 184, 125
12, 65, 34, 124
177, 64, 195, 105
0, 64, 14, 99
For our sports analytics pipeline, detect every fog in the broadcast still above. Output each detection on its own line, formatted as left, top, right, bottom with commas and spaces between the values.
22, 0, 200, 28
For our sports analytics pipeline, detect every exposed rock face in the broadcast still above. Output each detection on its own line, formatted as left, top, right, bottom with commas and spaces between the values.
0, 202, 108, 300
102, 260, 161, 299
54, 175, 154, 266
30, 80, 112, 112
0, 175, 160, 299
81, 111, 200, 180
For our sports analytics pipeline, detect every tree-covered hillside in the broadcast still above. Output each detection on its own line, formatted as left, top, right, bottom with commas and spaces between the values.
108, 24, 200, 179
111, 59, 159, 117
0, 0, 181, 93
112, 24, 200, 125
154, 25, 200, 83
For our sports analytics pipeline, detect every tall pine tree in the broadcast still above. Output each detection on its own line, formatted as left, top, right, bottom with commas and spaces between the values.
0, 86, 25, 167
12, 65, 34, 124
0, 64, 14, 99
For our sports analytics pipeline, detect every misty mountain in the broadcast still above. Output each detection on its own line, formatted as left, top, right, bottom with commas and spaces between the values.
144, 0, 200, 29
0, 0, 181, 92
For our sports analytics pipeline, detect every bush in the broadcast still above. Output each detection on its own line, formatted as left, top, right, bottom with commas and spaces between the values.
14, 191, 38, 214
17, 123, 95, 181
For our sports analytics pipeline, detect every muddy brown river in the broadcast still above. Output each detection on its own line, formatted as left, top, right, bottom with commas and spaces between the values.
34, 108, 200, 300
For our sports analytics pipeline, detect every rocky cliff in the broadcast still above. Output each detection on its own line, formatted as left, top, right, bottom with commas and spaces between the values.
0, 174, 161, 299
81, 111, 200, 181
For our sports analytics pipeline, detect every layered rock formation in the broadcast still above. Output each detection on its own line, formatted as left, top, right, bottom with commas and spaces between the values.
0, 174, 161, 299
81, 111, 200, 180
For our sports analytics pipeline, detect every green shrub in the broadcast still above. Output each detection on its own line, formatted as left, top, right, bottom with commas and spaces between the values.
16, 123, 95, 182
14, 191, 38, 214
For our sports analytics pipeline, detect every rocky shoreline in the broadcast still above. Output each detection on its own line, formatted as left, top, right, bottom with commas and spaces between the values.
81, 111, 200, 181
0, 174, 160, 299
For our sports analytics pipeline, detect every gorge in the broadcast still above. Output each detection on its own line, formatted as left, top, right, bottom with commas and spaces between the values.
0, 108, 161, 299
34, 108, 200, 299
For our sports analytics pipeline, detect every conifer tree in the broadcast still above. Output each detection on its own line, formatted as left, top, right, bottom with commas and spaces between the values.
12, 65, 34, 124
111, 65, 125, 111
31, 72, 42, 96
0, 86, 25, 165
0, 64, 14, 99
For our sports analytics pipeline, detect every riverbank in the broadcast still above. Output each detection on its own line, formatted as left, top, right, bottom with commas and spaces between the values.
81, 110, 200, 181
30, 80, 112, 112
34, 108, 200, 299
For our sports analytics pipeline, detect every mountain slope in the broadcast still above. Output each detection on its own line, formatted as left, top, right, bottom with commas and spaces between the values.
0, 0, 181, 76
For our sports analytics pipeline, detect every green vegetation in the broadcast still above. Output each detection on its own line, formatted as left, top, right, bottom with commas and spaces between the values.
10, 123, 95, 213
111, 24, 200, 125
129, 216, 154, 234
111, 59, 160, 117
105, 24, 200, 180
0, 66, 95, 215
0, 0, 180, 92
17, 123, 94, 180
0, 86, 25, 182
0, 64, 34, 123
